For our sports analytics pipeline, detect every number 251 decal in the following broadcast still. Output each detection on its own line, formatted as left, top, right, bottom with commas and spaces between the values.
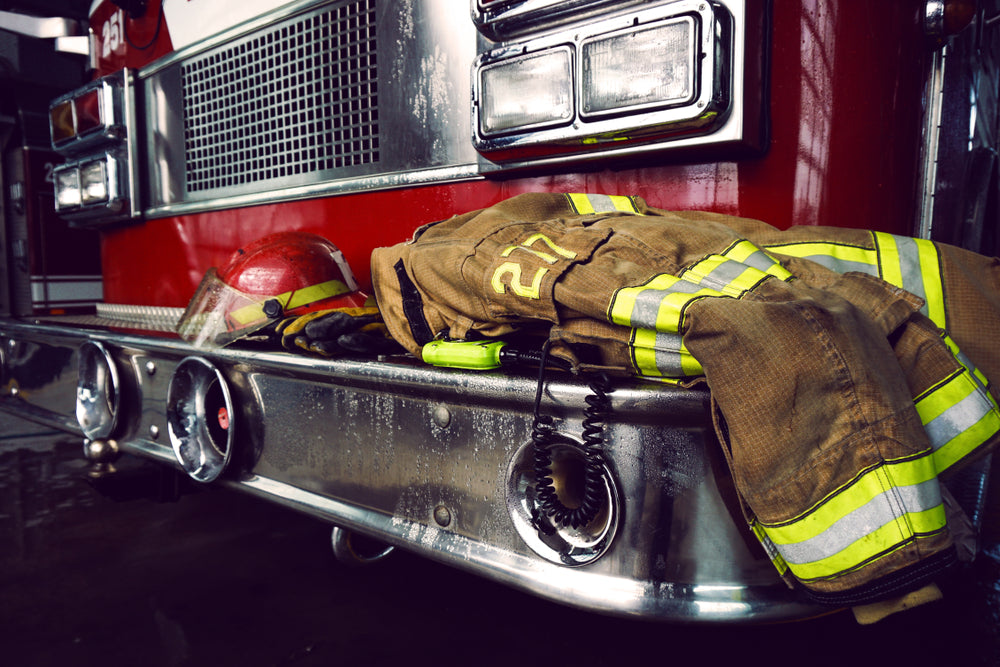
101, 10, 125, 58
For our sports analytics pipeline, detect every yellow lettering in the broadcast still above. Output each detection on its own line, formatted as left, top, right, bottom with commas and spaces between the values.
522, 233, 577, 260
491, 262, 548, 299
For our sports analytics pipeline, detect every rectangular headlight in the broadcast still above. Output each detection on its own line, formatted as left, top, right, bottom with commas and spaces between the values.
478, 47, 573, 135
80, 160, 109, 204
55, 167, 82, 209
580, 17, 696, 118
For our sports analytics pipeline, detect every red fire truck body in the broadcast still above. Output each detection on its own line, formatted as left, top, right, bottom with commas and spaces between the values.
1, 0, 996, 623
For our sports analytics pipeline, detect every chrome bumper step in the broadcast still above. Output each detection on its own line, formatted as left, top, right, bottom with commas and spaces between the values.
0, 315, 822, 623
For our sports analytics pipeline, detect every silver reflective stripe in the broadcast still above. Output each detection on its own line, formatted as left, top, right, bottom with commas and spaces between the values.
649, 331, 688, 376
774, 478, 942, 566
924, 384, 997, 452
892, 235, 929, 308
688, 259, 752, 292
741, 248, 785, 273
794, 255, 878, 276
585, 194, 621, 213
630, 279, 702, 330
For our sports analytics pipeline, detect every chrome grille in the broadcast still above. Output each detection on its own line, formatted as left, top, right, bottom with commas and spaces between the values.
181, 0, 379, 194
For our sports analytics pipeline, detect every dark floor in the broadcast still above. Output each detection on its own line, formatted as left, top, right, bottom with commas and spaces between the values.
1, 413, 999, 667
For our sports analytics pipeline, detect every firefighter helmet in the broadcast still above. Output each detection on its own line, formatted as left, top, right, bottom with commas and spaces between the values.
178, 232, 368, 347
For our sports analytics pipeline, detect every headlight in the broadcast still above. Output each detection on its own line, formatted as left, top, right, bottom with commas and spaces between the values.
80, 160, 109, 204
478, 47, 574, 135
52, 153, 126, 217
54, 167, 82, 209
580, 17, 696, 117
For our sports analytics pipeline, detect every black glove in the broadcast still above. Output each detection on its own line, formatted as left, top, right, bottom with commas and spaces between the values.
272, 307, 402, 356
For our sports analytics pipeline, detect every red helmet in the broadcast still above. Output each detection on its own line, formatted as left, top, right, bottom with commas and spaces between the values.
178, 232, 368, 347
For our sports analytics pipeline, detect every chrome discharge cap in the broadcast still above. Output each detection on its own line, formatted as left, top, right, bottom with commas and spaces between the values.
76, 341, 121, 440
506, 435, 620, 566
167, 356, 235, 483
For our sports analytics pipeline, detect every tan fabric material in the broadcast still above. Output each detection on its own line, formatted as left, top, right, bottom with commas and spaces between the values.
851, 584, 944, 625
370, 192, 1000, 601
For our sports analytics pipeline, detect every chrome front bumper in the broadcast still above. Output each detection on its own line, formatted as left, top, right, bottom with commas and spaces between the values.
0, 315, 823, 623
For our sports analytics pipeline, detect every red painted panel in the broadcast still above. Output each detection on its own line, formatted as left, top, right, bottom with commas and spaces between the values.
91, 0, 173, 77
100, 1, 932, 308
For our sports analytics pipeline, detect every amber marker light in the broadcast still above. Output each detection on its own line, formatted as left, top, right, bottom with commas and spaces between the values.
49, 99, 75, 145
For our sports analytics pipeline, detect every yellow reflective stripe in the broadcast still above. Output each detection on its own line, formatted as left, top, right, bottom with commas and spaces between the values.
916, 367, 1000, 473
873, 231, 903, 287
767, 234, 947, 327
945, 336, 993, 394
763, 453, 938, 544
228, 279, 351, 325
916, 239, 946, 328
721, 240, 794, 281
629, 328, 703, 377
610, 242, 787, 335
757, 453, 944, 580
683, 255, 777, 297
609, 275, 724, 332
873, 232, 946, 328
765, 241, 879, 276
933, 409, 1000, 473
751, 521, 790, 576
784, 506, 946, 582
566, 193, 642, 215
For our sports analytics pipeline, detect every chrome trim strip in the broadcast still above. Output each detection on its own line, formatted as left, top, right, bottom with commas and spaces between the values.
123, 68, 141, 221
142, 165, 483, 221
917, 46, 946, 240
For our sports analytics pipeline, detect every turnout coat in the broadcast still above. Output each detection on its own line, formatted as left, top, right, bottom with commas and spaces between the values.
370, 192, 1000, 606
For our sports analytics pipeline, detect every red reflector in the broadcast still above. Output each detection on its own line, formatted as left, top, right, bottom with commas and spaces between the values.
217, 406, 230, 431
74, 89, 103, 135
50, 100, 75, 143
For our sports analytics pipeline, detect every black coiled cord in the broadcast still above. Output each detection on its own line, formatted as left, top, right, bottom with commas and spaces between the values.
531, 341, 612, 530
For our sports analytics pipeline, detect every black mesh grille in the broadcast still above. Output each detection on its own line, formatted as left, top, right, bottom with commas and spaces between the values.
181, 0, 378, 194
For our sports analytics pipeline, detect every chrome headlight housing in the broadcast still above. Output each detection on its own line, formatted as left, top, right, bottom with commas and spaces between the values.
48, 70, 138, 226
473, 0, 761, 167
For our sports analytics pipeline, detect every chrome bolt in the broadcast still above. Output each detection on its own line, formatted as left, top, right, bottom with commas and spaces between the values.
433, 505, 452, 527
432, 405, 451, 429
149, 424, 160, 439
145, 360, 156, 376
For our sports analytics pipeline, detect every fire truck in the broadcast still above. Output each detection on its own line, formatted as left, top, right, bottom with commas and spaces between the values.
0, 0, 997, 623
